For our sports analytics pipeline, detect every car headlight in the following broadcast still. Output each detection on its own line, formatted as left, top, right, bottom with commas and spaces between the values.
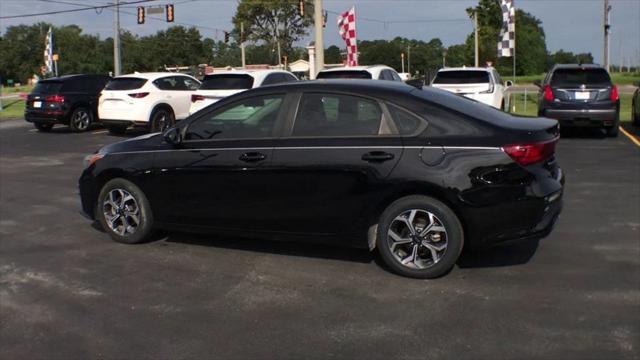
84, 153, 104, 168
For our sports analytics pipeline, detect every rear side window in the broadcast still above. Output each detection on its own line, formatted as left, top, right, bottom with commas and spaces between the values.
550, 68, 611, 86
292, 93, 383, 137
33, 81, 63, 94
387, 104, 427, 135
433, 71, 490, 84
200, 74, 254, 90
317, 71, 372, 80
105, 78, 147, 90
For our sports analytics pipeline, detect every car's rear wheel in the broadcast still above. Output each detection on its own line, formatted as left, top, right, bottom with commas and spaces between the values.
149, 108, 175, 133
376, 195, 463, 279
106, 124, 128, 135
606, 114, 619, 137
34, 123, 53, 132
97, 178, 154, 244
633, 100, 639, 126
69, 107, 93, 132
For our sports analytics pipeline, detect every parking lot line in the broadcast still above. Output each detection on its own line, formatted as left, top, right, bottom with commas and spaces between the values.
620, 126, 640, 147
92, 130, 108, 135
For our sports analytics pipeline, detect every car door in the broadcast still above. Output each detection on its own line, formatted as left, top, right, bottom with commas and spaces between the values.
268, 92, 403, 241
150, 93, 291, 230
173, 76, 201, 119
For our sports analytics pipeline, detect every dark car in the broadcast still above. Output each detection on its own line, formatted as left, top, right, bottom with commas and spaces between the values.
535, 64, 619, 137
25, 74, 111, 132
79, 80, 564, 278
632, 81, 640, 126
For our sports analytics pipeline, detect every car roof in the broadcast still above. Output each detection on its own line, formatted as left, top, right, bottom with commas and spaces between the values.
320, 65, 394, 73
437, 67, 493, 72
40, 74, 110, 82
116, 72, 196, 80
205, 69, 295, 85
551, 64, 604, 70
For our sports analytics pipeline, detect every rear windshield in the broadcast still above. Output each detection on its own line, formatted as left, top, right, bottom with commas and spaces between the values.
433, 71, 490, 84
317, 70, 372, 80
200, 74, 254, 90
550, 68, 611, 86
33, 81, 63, 94
105, 77, 147, 90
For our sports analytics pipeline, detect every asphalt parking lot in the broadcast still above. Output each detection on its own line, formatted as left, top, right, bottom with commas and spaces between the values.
1, 120, 638, 359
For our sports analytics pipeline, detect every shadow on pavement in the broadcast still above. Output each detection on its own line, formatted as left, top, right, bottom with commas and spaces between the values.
457, 238, 540, 268
621, 122, 640, 138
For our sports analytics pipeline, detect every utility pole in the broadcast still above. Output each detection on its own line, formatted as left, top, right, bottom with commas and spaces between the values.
401, 52, 405, 73
113, 0, 122, 76
407, 45, 411, 75
604, 0, 611, 72
240, 22, 246, 69
276, 26, 282, 68
474, 12, 479, 67
314, 0, 324, 75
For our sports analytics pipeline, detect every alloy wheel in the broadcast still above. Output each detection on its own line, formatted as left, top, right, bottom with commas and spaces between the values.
387, 209, 448, 269
102, 188, 140, 236
72, 110, 91, 130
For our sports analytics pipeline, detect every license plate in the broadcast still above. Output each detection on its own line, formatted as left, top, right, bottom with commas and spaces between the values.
33, 101, 42, 108
574, 91, 590, 100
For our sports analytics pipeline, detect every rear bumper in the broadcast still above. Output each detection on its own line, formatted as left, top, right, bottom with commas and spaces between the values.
542, 108, 617, 127
24, 111, 69, 124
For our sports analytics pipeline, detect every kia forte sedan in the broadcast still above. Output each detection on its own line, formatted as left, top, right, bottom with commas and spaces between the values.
79, 80, 564, 278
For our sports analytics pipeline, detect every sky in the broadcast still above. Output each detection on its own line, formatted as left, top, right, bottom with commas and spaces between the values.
1, 0, 639, 66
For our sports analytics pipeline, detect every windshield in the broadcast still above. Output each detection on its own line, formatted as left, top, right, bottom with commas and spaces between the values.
550, 68, 611, 87
33, 81, 63, 94
200, 74, 254, 90
105, 77, 147, 90
317, 70, 372, 80
433, 71, 490, 84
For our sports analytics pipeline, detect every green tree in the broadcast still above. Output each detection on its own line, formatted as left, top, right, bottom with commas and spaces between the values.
0, 23, 51, 83
445, 44, 468, 67
232, 0, 312, 61
325, 45, 342, 64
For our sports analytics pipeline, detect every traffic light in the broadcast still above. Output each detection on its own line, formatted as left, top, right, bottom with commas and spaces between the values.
298, 0, 304, 17
166, 4, 174, 22
224, 31, 230, 44
137, 6, 145, 24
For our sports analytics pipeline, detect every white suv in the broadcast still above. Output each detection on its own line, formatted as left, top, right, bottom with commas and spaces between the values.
98, 72, 200, 134
430, 67, 512, 109
189, 70, 298, 115
317, 65, 403, 81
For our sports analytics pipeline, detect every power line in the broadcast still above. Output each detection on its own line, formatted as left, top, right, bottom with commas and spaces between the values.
0, 0, 157, 19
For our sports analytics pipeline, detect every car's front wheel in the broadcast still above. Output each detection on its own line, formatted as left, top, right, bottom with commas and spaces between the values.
149, 108, 175, 133
97, 178, 154, 244
376, 195, 463, 279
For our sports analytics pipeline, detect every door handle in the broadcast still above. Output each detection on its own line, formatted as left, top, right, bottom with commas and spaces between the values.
239, 152, 267, 163
361, 151, 395, 162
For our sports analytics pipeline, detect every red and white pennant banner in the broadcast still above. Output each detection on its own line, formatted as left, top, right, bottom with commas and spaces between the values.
337, 6, 358, 67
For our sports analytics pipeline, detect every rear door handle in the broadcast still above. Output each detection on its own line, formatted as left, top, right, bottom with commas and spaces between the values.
361, 151, 395, 162
239, 152, 267, 163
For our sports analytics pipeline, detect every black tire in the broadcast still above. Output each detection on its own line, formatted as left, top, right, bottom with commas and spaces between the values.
606, 125, 619, 137
149, 107, 175, 133
68, 107, 93, 132
106, 124, 128, 135
97, 178, 154, 244
34, 123, 53, 132
376, 195, 464, 279
633, 100, 639, 126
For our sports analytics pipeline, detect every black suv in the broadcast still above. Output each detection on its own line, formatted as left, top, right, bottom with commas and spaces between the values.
535, 64, 619, 137
25, 74, 111, 132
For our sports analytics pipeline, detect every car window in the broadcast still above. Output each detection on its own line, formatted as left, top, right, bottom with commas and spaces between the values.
153, 76, 180, 90
493, 71, 502, 85
179, 76, 200, 90
291, 93, 384, 137
200, 74, 254, 90
317, 70, 372, 80
387, 104, 427, 135
433, 71, 490, 84
282, 73, 298, 82
185, 95, 284, 141
550, 68, 611, 86
390, 71, 402, 82
105, 77, 147, 90
261, 73, 283, 86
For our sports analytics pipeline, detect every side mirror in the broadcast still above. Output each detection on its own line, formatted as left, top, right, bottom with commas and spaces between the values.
163, 127, 182, 146
505, 80, 514, 88
533, 80, 542, 88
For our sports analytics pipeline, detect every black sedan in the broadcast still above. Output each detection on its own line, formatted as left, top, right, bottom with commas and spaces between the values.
79, 80, 564, 278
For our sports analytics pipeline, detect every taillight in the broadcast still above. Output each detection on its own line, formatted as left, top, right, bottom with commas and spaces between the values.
502, 137, 558, 166
45, 95, 65, 103
191, 94, 205, 102
128, 92, 149, 98
610, 85, 619, 102
543, 85, 554, 102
